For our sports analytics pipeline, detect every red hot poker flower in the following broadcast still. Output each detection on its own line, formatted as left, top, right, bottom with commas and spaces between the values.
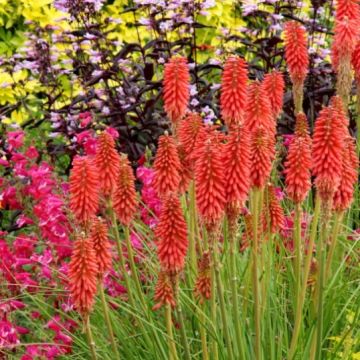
94, 132, 120, 196
262, 185, 285, 234
69, 235, 98, 316
155, 192, 188, 273
90, 218, 112, 277
261, 70, 285, 118
245, 81, 274, 134
153, 133, 181, 197
223, 124, 251, 217
284, 21, 309, 85
113, 155, 138, 226
220, 56, 248, 127
69, 156, 99, 226
163, 56, 190, 123
250, 126, 273, 190
285, 113, 312, 203
333, 137, 358, 211
195, 133, 226, 230
312, 103, 345, 202
153, 272, 176, 311
335, 0, 360, 21
351, 40, 360, 83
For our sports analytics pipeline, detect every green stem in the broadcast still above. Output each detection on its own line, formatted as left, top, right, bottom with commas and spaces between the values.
212, 232, 234, 360
84, 315, 97, 360
251, 189, 261, 360
199, 306, 209, 360
325, 212, 343, 282
123, 225, 147, 312
288, 196, 321, 360
294, 204, 302, 311
229, 222, 246, 359
165, 304, 178, 360
99, 281, 120, 360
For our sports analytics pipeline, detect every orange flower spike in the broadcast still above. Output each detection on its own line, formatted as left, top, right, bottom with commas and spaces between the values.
177, 144, 193, 193
224, 124, 251, 213
262, 185, 285, 234
153, 133, 181, 197
262, 70, 285, 118
163, 56, 190, 123
69, 156, 100, 226
333, 137, 358, 211
155, 192, 188, 273
352, 41, 360, 83
245, 81, 274, 134
249, 127, 273, 190
220, 56, 248, 127
335, 0, 360, 21
113, 155, 138, 226
94, 132, 120, 197
285, 113, 312, 203
69, 235, 99, 316
90, 218, 112, 277
153, 272, 176, 311
195, 132, 226, 230
194, 251, 211, 303
284, 21, 309, 85
312, 104, 345, 202
178, 112, 206, 163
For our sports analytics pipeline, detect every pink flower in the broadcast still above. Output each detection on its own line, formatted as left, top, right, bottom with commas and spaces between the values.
78, 111, 92, 127
25, 146, 39, 159
7, 130, 25, 151
105, 127, 119, 139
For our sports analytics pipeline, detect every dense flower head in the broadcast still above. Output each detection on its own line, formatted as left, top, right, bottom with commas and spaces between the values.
155, 192, 188, 273
94, 131, 120, 196
68, 235, 98, 316
194, 251, 211, 303
178, 112, 206, 163
351, 40, 360, 82
69, 156, 99, 226
90, 218, 112, 277
261, 70, 285, 118
177, 144, 193, 193
285, 113, 312, 203
223, 124, 251, 215
245, 81, 274, 134
262, 185, 285, 234
113, 155, 138, 226
153, 133, 181, 197
312, 102, 345, 202
220, 56, 248, 127
163, 56, 190, 123
333, 137, 358, 211
250, 126, 273, 189
284, 21, 309, 85
335, 0, 360, 21
195, 131, 226, 230
153, 272, 176, 310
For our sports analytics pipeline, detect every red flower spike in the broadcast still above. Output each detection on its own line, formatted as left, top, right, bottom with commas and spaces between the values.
312, 103, 345, 202
250, 127, 273, 189
163, 56, 190, 123
224, 124, 251, 216
94, 132, 120, 197
113, 155, 138, 226
220, 56, 248, 127
90, 218, 112, 277
285, 113, 312, 203
194, 251, 211, 303
153, 272, 176, 311
195, 134, 226, 230
69, 157, 100, 226
154, 133, 181, 197
262, 185, 285, 234
335, 0, 360, 21
178, 112, 206, 163
69, 236, 99, 316
284, 21, 309, 85
261, 70, 285, 118
333, 137, 358, 211
245, 81, 274, 134
155, 192, 188, 273
352, 40, 360, 83
178, 144, 193, 193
